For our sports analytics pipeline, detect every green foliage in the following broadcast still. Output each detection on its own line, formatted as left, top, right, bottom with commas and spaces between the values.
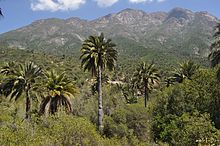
154, 112, 220, 145
104, 104, 152, 143
171, 60, 199, 83
117, 82, 138, 104
39, 71, 79, 115
0, 62, 42, 119
0, 113, 122, 146
0, 62, 42, 99
80, 32, 118, 76
133, 62, 160, 107
151, 68, 220, 145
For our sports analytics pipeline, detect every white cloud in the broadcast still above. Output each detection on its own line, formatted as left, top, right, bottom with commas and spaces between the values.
129, 0, 166, 3
31, 0, 86, 11
129, 0, 147, 3
94, 0, 119, 7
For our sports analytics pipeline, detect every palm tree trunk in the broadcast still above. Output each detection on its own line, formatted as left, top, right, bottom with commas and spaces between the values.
97, 64, 103, 133
25, 89, 31, 119
144, 81, 148, 108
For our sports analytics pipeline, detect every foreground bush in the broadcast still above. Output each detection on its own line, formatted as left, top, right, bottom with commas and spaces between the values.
104, 104, 153, 145
151, 69, 220, 145
0, 113, 121, 146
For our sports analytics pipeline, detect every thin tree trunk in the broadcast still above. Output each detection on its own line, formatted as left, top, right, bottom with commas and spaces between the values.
25, 89, 31, 119
144, 81, 148, 108
97, 64, 103, 133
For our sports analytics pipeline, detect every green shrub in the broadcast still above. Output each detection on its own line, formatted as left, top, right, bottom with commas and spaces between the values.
103, 104, 152, 145
151, 69, 220, 145
0, 113, 121, 146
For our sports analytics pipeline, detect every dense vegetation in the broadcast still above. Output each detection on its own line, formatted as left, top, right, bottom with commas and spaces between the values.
0, 23, 220, 146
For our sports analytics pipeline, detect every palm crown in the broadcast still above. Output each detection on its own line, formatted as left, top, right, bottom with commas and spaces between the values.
133, 62, 160, 90
172, 60, 199, 83
80, 33, 118, 76
0, 62, 42, 99
39, 71, 78, 115
0, 61, 18, 76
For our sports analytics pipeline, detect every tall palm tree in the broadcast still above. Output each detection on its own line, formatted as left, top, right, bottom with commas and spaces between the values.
133, 62, 160, 107
172, 60, 199, 83
209, 22, 220, 67
80, 33, 118, 132
39, 71, 78, 115
0, 62, 42, 119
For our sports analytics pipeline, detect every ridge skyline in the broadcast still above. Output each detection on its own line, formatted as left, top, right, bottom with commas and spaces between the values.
0, 6, 219, 34
12, 7, 220, 26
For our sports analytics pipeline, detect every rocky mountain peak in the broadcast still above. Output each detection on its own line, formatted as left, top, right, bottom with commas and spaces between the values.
65, 17, 87, 25
196, 11, 218, 22
118, 8, 146, 14
149, 12, 167, 21
66, 17, 86, 22
115, 8, 147, 24
93, 8, 147, 24
166, 7, 194, 21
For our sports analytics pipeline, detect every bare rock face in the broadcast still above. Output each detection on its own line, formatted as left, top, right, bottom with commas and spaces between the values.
166, 7, 194, 21
0, 7, 219, 57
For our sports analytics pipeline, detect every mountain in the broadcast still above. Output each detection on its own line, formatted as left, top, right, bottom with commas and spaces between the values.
0, 7, 219, 64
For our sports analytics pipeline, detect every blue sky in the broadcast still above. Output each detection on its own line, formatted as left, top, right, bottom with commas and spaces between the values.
0, 0, 219, 34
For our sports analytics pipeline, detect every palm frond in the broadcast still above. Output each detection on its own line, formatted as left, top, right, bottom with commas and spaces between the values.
39, 71, 78, 115
0, 62, 42, 103
133, 62, 160, 92
0, 61, 18, 76
80, 33, 118, 76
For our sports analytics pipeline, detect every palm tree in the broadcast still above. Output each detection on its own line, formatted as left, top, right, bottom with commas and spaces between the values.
133, 62, 160, 107
80, 33, 118, 132
39, 71, 78, 115
0, 62, 42, 119
172, 60, 199, 83
209, 22, 220, 67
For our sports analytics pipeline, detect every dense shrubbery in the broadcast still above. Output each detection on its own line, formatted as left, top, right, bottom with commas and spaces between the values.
0, 104, 120, 146
151, 67, 220, 145
0, 95, 151, 146
103, 104, 151, 143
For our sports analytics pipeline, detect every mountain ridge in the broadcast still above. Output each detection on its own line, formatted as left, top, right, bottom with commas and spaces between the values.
0, 7, 219, 64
